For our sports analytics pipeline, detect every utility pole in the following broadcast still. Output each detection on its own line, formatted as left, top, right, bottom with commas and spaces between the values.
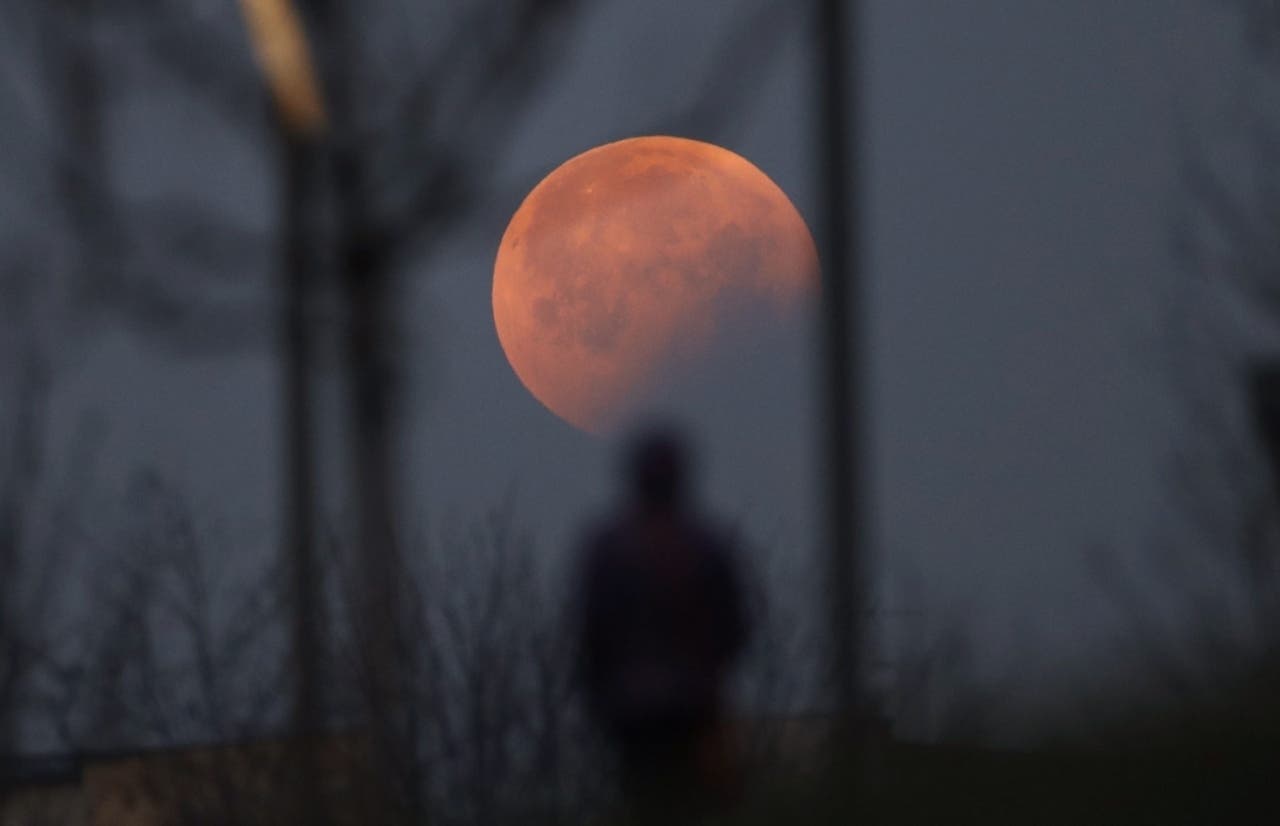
238, 2, 329, 822
816, 0, 866, 747
302, 2, 409, 817
279, 129, 327, 823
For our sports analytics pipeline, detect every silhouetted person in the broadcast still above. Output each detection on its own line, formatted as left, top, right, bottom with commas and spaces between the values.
572, 425, 751, 817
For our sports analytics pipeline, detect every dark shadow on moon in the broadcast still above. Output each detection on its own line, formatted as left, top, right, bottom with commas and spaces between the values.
619, 295, 818, 460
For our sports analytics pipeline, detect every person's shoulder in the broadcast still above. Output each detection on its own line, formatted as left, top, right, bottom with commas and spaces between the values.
686, 513, 740, 559
576, 510, 628, 564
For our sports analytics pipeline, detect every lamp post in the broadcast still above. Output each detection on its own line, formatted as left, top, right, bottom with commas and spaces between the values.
238, 2, 328, 821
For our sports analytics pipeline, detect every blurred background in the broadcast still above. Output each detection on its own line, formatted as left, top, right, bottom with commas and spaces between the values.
0, 0, 1276, 823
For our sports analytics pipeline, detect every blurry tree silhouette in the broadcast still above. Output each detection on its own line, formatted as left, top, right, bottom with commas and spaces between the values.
0, 284, 100, 807
23, 471, 978, 823
878, 569, 997, 746
370, 496, 604, 825
41, 472, 303, 824
1084, 0, 1280, 740
1, 0, 840, 820
1221, 0, 1280, 57
47, 480, 602, 825
0, 1, 116, 794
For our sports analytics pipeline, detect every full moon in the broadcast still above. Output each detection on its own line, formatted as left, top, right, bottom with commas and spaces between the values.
493, 135, 818, 433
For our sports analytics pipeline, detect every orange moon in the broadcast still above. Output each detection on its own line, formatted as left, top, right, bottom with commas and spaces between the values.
492, 135, 818, 433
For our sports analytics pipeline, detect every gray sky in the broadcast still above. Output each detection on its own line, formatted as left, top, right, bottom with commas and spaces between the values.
3, 0, 1254, 734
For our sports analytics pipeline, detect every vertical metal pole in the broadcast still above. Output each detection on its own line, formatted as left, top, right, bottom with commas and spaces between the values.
343, 238, 406, 820
1250, 362, 1280, 494
281, 129, 327, 825
239, 0, 331, 818
816, 0, 865, 736
304, 2, 407, 813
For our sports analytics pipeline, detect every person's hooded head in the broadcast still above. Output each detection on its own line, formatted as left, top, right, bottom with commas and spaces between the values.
625, 424, 692, 511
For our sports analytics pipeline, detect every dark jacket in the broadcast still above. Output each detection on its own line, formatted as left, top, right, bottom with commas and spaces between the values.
573, 510, 750, 728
